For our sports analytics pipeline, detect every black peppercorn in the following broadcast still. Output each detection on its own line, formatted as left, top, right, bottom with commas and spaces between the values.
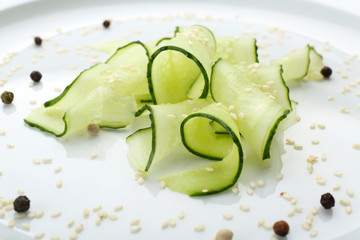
13, 195, 30, 213
34, 36, 42, 46
273, 220, 289, 237
1, 91, 14, 104
320, 66, 332, 78
103, 20, 111, 28
320, 192, 335, 209
30, 71, 42, 82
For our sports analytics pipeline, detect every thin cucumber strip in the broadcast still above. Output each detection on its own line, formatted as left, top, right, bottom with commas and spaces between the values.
160, 103, 243, 196
211, 59, 289, 160
304, 47, 324, 81
274, 45, 310, 82
127, 99, 209, 172
237, 64, 292, 110
147, 25, 216, 104
215, 36, 258, 65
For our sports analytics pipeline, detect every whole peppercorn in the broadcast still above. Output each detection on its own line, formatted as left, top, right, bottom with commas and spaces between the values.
273, 220, 289, 237
34, 36, 42, 46
87, 123, 100, 136
103, 20, 111, 28
30, 71, 42, 82
215, 229, 233, 240
320, 192, 335, 209
1, 91, 14, 104
320, 66, 332, 78
13, 195, 30, 213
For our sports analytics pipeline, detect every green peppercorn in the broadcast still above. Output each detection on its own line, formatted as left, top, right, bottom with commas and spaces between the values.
1, 91, 14, 104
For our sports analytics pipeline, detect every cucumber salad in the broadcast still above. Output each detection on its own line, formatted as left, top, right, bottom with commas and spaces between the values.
24, 25, 326, 196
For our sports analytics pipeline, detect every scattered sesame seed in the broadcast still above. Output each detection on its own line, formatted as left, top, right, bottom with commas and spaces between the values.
205, 167, 214, 172
54, 87, 62, 92
42, 158, 53, 164
222, 213, 233, 220
17, 189, 24, 195
317, 124, 326, 129
296, 115, 301, 122
302, 223, 311, 231
230, 112, 238, 120
131, 218, 140, 225
327, 96, 334, 101
0, 130, 5, 136
352, 143, 360, 150
294, 144, 303, 150
346, 206, 352, 214
161, 220, 169, 229
321, 153, 327, 161
316, 175, 326, 185
22, 222, 30, 231
285, 139, 295, 145
250, 181, 256, 189
294, 206, 303, 213
311, 140, 320, 145
51, 236, 60, 240
169, 218, 176, 227
194, 224, 205, 232
239, 205, 250, 212
130, 225, 141, 233
8, 219, 15, 228
93, 205, 101, 212
83, 209, 89, 218
333, 184, 340, 191
54, 166, 62, 173
34, 233, 45, 239
114, 204, 123, 211
35, 210, 44, 218
288, 209, 295, 217
0, 210, 5, 218
56, 180, 63, 188
51, 211, 61, 218
312, 206, 318, 215
340, 107, 350, 114
178, 211, 185, 219
90, 153, 98, 159
310, 230, 318, 237
228, 105, 235, 111
69, 232, 77, 240
4, 205, 13, 211
75, 224, 84, 233
68, 219, 75, 228
246, 187, 254, 195
137, 177, 145, 185
340, 199, 351, 206
263, 222, 273, 230
307, 163, 314, 174
7, 144, 14, 149
257, 219, 265, 227
346, 188, 354, 198
291, 198, 297, 205
257, 179, 265, 187
333, 171, 343, 177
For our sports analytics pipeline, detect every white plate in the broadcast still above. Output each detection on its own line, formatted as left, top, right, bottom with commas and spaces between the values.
1, 1, 360, 239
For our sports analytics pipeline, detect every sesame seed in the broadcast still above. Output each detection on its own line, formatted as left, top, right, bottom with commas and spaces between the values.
137, 177, 145, 185
310, 123, 316, 129
51, 236, 60, 240
285, 139, 295, 145
0, 210, 5, 217
93, 205, 101, 212
161, 220, 169, 229
239, 205, 250, 212
166, 114, 176, 119
276, 174, 283, 180
294, 144, 303, 150
321, 153, 327, 161
202, 189, 209, 193
130, 225, 141, 233
22, 222, 30, 231
340, 107, 350, 114
316, 175, 326, 185
263, 222, 273, 230
97, 210, 108, 219
246, 187, 254, 195
340, 199, 351, 206
7, 144, 14, 149
294, 206, 303, 213
307, 163, 314, 174
194, 224, 205, 232
230, 112, 238, 120
34, 233, 45, 239
90, 153, 98, 159
131, 218, 140, 225
288, 209, 295, 217
327, 96, 334, 101
205, 167, 214, 172
257, 179, 265, 187
35, 210, 44, 218
346, 188, 354, 197
51, 211, 61, 218
310, 230, 318, 237
244, 88, 252, 93
56, 180, 63, 188
311, 140, 320, 145
8, 219, 15, 228
250, 181, 256, 189
42, 158, 53, 164
317, 124, 326, 129
114, 204, 123, 211
346, 206, 352, 214
56, 48, 69, 53
352, 143, 360, 150
4, 205, 13, 211
296, 115, 301, 122
302, 223, 311, 231
222, 213, 233, 220
68, 219, 75, 228
178, 211, 185, 219
169, 218, 176, 227
54, 166, 62, 173
291, 198, 297, 205
228, 105, 235, 111
29, 100, 37, 105
257, 219, 265, 227
75, 224, 83, 233
312, 206, 318, 215
69, 232, 77, 240
32, 159, 41, 165
159, 180, 166, 189
0, 130, 5, 136
333, 171, 343, 177
83, 209, 89, 218
333, 184, 340, 191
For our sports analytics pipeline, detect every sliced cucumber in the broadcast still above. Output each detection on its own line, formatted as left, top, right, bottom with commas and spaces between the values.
215, 36, 258, 65
274, 45, 310, 82
127, 99, 209, 172
147, 25, 216, 104
304, 47, 324, 81
211, 59, 289, 160
160, 103, 243, 196
237, 64, 291, 110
